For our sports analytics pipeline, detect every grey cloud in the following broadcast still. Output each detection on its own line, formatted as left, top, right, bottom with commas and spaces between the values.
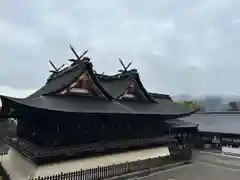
0, 0, 240, 97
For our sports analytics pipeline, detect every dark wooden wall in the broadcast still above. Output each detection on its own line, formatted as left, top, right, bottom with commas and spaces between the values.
15, 112, 168, 147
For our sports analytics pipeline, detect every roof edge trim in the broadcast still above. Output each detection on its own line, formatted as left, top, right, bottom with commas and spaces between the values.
133, 74, 157, 103
86, 63, 114, 100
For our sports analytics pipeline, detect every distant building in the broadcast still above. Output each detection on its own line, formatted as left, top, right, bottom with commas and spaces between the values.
228, 102, 240, 111
196, 96, 225, 112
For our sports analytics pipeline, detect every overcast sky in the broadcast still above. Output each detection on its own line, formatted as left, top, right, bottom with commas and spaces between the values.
0, 0, 240, 98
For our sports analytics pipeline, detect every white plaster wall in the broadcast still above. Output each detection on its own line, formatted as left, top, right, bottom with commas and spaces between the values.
2, 146, 170, 179
1, 148, 37, 180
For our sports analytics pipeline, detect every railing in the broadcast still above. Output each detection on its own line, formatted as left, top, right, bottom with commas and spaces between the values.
197, 111, 240, 114
29, 152, 191, 180
5, 136, 173, 160
0, 149, 8, 156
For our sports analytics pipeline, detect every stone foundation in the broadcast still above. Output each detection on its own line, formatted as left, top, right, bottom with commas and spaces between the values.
2, 146, 170, 180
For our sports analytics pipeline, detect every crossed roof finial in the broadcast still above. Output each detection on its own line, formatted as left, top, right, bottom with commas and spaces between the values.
68, 44, 89, 64
49, 60, 65, 74
118, 58, 132, 73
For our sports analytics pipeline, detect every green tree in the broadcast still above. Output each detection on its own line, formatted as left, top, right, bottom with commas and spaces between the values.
177, 100, 205, 112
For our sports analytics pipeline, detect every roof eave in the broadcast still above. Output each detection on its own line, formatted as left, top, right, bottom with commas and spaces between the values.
86, 63, 114, 100
27, 63, 86, 99
0, 95, 199, 118
133, 74, 157, 103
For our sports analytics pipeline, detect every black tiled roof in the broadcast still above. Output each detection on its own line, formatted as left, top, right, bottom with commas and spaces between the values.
149, 93, 172, 101
97, 73, 172, 101
97, 71, 157, 103
0, 95, 198, 117
97, 76, 131, 98
1, 95, 131, 114
27, 61, 113, 100
0, 54, 198, 118
28, 64, 85, 98
165, 119, 198, 128
119, 99, 198, 116
182, 113, 240, 134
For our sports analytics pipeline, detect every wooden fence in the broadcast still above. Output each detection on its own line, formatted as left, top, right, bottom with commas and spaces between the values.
29, 151, 191, 180
0, 149, 8, 156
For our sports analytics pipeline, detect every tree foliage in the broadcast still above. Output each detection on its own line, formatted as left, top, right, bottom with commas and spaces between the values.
177, 100, 205, 112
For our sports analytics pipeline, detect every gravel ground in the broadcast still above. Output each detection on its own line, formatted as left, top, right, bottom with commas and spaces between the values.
140, 151, 240, 180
